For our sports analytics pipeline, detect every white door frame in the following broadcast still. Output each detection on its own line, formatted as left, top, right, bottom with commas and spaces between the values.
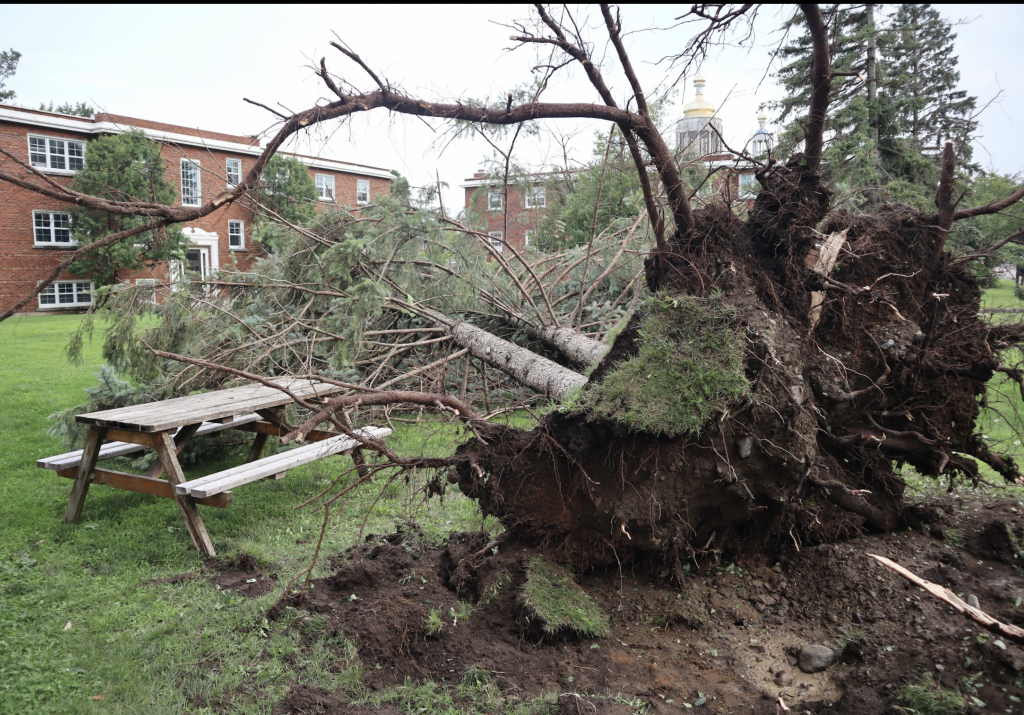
172, 227, 220, 284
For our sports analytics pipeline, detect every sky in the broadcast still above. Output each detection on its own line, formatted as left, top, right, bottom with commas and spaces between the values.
3, 4, 1022, 210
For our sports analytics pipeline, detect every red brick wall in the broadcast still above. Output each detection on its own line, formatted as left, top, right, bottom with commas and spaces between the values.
0, 117, 391, 313
464, 184, 547, 252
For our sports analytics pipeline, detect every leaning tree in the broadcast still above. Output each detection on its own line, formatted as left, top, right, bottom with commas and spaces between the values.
4, 4, 1024, 576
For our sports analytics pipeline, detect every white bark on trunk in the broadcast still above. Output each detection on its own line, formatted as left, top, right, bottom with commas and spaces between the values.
450, 322, 587, 400
529, 325, 609, 367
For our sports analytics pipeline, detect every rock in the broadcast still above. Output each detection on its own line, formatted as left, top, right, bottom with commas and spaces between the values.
967, 594, 980, 609
774, 670, 794, 686
737, 435, 753, 459
935, 663, 944, 673
798, 644, 835, 673
786, 653, 799, 667
852, 611, 863, 625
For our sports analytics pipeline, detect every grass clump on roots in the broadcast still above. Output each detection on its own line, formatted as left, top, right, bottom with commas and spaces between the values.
583, 293, 748, 437
519, 555, 609, 637
894, 676, 964, 715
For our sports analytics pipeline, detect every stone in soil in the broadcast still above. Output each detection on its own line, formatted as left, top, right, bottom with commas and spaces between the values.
798, 644, 835, 673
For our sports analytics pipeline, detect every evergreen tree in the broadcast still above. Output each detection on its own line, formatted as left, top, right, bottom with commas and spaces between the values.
255, 154, 318, 225
878, 3, 977, 191
0, 48, 20, 101
765, 5, 879, 189
68, 130, 188, 286
39, 100, 95, 118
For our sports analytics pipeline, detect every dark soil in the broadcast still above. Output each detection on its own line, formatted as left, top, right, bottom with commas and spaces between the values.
205, 552, 278, 597
270, 497, 1024, 714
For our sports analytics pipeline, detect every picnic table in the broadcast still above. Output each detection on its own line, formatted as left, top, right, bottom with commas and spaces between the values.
37, 378, 390, 557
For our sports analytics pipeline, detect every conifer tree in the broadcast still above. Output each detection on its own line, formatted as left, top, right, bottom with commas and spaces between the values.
878, 3, 977, 191
765, 5, 879, 189
69, 129, 188, 286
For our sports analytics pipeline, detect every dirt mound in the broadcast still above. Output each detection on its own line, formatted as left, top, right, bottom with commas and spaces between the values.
266, 498, 1024, 714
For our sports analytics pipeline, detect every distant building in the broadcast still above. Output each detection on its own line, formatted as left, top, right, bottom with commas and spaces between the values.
675, 73, 767, 206
0, 104, 392, 313
459, 74, 769, 254
460, 171, 554, 253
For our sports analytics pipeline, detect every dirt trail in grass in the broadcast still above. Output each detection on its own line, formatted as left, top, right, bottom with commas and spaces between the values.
267, 496, 1024, 714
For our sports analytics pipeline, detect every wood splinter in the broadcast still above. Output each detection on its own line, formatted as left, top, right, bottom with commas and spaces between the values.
868, 553, 1024, 643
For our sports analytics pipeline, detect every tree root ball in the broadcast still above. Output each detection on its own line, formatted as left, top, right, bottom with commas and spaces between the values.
450, 161, 1022, 571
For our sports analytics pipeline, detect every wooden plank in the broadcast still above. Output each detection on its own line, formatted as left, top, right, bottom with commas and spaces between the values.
101, 428, 157, 447
55, 467, 233, 508
153, 431, 216, 557
76, 378, 344, 432
37, 414, 262, 472
178, 427, 391, 498
39, 440, 145, 471
64, 425, 105, 523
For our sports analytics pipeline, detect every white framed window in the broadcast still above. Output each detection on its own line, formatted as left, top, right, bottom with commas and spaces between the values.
226, 158, 242, 188
739, 173, 757, 199
524, 230, 534, 248
180, 159, 201, 206
38, 280, 93, 308
28, 134, 85, 172
135, 278, 157, 304
487, 190, 502, 211
699, 131, 710, 155
488, 231, 504, 253
316, 174, 335, 201
356, 179, 370, 204
33, 210, 75, 246
228, 220, 245, 250
525, 185, 546, 209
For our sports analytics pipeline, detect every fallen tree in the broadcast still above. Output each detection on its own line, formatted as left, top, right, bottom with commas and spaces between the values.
7, 4, 1024, 576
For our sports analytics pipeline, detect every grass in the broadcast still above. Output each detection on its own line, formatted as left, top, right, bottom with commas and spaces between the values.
894, 676, 965, 715
519, 556, 610, 638
580, 293, 748, 437
0, 313, 513, 714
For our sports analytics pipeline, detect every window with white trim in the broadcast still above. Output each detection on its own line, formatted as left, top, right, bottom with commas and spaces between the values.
38, 281, 93, 308
28, 134, 85, 172
135, 278, 157, 304
180, 159, 201, 206
524, 230, 534, 248
33, 210, 75, 245
226, 158, 241, 187
356, 179, 370, 204
488, 231, 504, 253
739, 173, 757, 199
228, 220, 245, 249
525, 185, 546, 209
316, 174, 335, 201
487, 190, 502, 211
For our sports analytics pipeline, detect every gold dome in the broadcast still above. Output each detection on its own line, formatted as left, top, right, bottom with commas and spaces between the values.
683, 72, 716, 118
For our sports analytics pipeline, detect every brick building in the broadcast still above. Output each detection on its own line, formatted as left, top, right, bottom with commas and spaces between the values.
459, 75, 767, 253
0, 104, 392, 313
460, 172, 551, 253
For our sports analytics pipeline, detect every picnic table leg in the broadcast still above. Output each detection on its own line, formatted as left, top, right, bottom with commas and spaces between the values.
144, 423, 201, 480
64, 425, 106, 523
154, 430, 216, 558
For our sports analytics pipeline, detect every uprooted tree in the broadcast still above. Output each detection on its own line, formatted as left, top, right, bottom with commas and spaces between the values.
5, 4, 1024, 578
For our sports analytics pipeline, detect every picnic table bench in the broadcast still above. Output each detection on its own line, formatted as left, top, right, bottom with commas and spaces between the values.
37, 378, 389, 557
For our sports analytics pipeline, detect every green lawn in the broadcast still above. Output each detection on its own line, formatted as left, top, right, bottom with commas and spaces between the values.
3, 291, 1024, 714
0, 314, 497, 714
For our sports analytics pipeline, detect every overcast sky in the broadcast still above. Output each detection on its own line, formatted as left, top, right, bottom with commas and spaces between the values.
3, 4, 1022, 209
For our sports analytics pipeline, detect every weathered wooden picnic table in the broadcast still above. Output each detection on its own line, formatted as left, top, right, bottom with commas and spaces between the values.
38, 377, 389, 557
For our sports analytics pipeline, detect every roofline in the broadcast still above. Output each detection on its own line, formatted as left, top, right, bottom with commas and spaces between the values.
459, 170, 575, 189
0, 104, 393, 180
